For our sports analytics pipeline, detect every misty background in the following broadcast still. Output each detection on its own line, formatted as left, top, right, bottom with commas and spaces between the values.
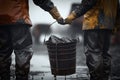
29, 0, 81, 24
28, 0, 86, 71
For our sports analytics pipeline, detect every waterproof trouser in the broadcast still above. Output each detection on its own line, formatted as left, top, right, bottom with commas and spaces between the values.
0, 24, 33, 80
84, 29, 112, 80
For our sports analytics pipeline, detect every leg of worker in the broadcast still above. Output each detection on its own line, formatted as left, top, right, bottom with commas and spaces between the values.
100, 30, 112, 80
84, 30, 112, 80
84, 30, 104, 80
0, 26, 13, 80
10, 25, 33, 80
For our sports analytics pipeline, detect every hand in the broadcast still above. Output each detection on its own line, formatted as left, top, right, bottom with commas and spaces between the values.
64, 11, 77, 24
57, 17, 65, 25
64, 18, 73, 24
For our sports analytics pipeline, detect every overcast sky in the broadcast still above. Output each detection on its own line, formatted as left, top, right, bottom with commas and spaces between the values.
29, 0, 81, 25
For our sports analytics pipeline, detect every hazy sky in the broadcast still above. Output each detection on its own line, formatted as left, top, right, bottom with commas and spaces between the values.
29, 0, 81, 25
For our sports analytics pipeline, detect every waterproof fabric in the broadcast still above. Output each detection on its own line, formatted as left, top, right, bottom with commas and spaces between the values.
0, 0, 31, 25
0, 25, 33, 80
73, 0, 118, 30
0, 0, 54, 26
84, 30, 112, 80
83, 0, 118, 30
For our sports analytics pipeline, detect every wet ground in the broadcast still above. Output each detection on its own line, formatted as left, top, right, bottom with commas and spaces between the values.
11, 43, 89, 80
10, 43, 120, 80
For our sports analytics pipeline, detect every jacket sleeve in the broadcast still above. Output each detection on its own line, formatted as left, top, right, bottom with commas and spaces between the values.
74, 0, 97, 18
33, 0, 54, 12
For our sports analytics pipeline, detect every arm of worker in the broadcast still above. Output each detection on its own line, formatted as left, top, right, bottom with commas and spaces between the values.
65, 0, 97, 24
33, 0, 64, 24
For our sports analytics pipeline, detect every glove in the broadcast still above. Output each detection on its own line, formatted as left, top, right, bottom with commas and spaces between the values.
49, 7, 64, 24
65, 11, 77, 24
57, 17, 65, 25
